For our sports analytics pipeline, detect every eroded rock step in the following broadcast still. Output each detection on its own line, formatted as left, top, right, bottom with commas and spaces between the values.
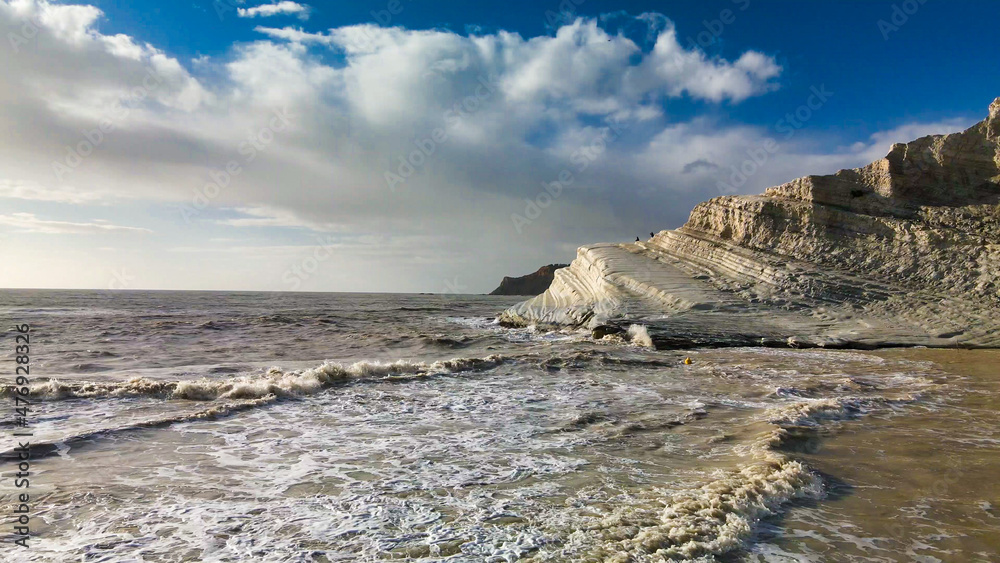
501, 98, 1000, 349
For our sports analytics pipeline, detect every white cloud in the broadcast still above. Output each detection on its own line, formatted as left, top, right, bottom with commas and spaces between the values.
256, 18, 780, 115
217, 206, 340, 231
0, 180, 108, 203
253, 25, 332, 44
238, 2, 310, 20
0, 213, 152, 234
632, 116, 982, 208
167, 244, 329, 254
11, 0, 102, 45
0, 0, 981, 291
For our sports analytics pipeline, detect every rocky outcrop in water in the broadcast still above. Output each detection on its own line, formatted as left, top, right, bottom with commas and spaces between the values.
490, 264, 569, 296
501, 98, 1000, 349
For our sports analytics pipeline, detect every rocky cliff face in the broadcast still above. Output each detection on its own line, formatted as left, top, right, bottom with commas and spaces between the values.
490, 264, 569, 296
501, 98, 1000, 349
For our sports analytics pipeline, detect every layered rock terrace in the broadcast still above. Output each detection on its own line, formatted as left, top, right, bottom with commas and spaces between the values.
501, 98, 1000, 349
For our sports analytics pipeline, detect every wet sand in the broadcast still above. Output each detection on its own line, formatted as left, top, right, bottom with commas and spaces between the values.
752, 349, 1000, 562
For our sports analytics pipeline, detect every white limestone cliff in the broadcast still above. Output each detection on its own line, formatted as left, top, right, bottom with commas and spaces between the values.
500, 98, 1000, 349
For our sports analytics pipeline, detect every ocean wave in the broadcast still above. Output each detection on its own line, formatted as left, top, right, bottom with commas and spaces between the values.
627, 324, 654, 348
536, 350, 678, 371
761, 395, 914, 454
1, 354, 507, 402
549, 406, 709, 438
561, 393, 917, 560
0, 396, 277, 463
70, 363, 115, 373
419, 334, 473, 348
572, 451, 823, 561
767, 395, 911, 431
626, 459, 822, 559
0, 354, 509, 463
446, 315, 590, 344
250, 314, 300, 325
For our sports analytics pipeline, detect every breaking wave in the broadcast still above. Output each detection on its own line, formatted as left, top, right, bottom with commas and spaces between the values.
1, 355, 507, 402
561, 394, 917, 560
0, 354, 508, 464
763, 395, 915, 452
611, 459, 823, 560
1, 396, 277, 462
627, 324, 654, 348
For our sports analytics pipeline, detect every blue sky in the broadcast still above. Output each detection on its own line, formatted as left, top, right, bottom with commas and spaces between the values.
88, 0, 1000, 139
1, 0, 998, 291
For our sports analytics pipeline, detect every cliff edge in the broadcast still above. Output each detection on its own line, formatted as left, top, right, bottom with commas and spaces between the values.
500, 98, 1000, 349
490, 264, 569, 296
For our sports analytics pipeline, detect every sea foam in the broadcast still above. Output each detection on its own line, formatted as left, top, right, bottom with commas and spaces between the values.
4, 355, 507, 403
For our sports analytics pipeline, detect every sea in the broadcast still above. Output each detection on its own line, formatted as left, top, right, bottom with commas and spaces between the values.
0, 289, 997, 562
